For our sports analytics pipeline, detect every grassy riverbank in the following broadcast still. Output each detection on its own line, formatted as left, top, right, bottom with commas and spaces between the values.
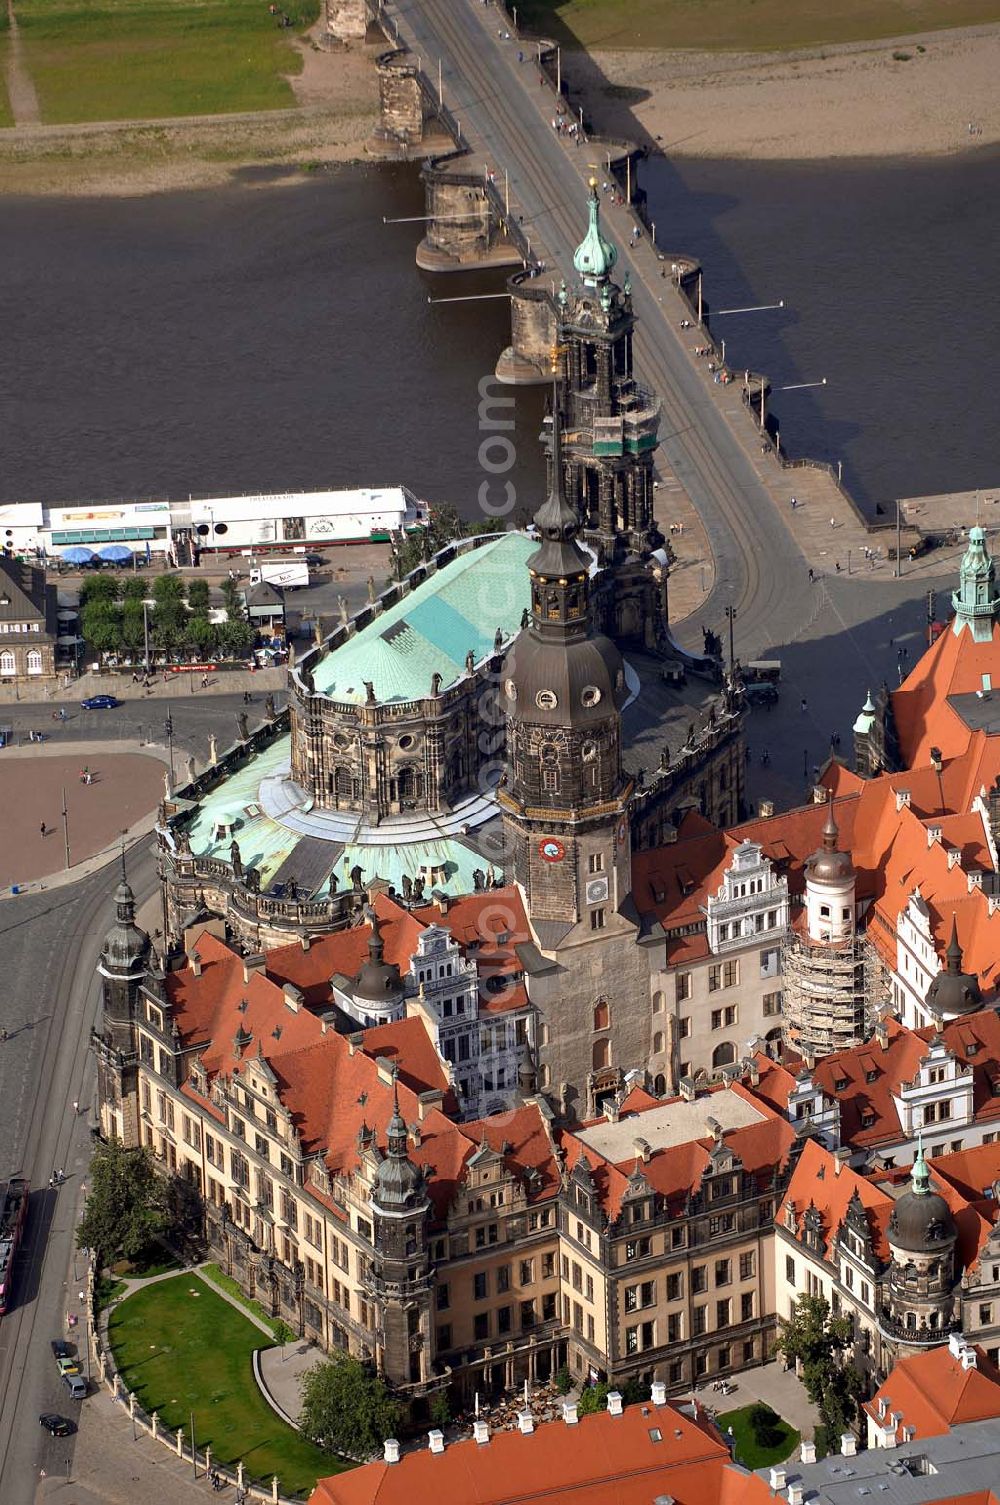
12, 0, 320, 123
516, 0, 1000, 51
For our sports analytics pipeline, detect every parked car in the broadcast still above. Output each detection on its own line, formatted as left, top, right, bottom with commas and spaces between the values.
55, 1355, 81, 1378
39, 1413, 75, 1436
745, 682, 779, 707
50, 1340, 75, 1361
80, 694, 120, 710
62, 1373, 87, 1400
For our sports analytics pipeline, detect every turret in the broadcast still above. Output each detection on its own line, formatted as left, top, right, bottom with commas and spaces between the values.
884, 1139, 958, 1349
367, 1079, 433, 1388
952, 525, 1000, 642
97, 861, 151, 1054
925, 914, 982, 1021
804, 799, 855, 943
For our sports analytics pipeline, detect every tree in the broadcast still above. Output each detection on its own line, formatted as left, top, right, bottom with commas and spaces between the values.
121, 600, 148, 657
220, 577, 245, 621
185, 615, 217, 657
577, 1376, 645, 1416
272, 1318, 295, 1359
79, 575, 120, 607
121, 577, 148, 603
776, 1293, 863, 1448
299, 1352, 403, 1460
428, 1391, 451, 1428
152, 573, 187, 608
76, 1139, 169, 1267
80, 600, 123, 660
747, 1402, 783, 1450
554, 1366, 573, 1396
393, 504, 495, 579
217, 617, 253, 659
187, 578, 210, 614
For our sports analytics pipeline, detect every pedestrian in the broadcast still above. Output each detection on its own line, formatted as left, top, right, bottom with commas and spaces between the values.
807, 568, 814, 583
0, 1027, 7, 1043
72, 1099, 79, 1115
40, 821, 46, 838
830, 516, 836, 528
201, 673, 209, 688
800, 697, 807, 714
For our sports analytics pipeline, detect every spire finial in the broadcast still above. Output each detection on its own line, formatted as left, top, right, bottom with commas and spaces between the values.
946, 913, 962, 973
822, 791, 839, 852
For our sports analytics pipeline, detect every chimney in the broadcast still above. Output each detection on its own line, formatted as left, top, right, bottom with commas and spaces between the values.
190, 951, 202, 978
418, 1088, 445, 1121
877, 1397, 887, 1420
834, 1147, 852, 1173
347, 1031, 364, 1057
961, 1346, 978, 1371
605, 1098, 620, 1124
758, 798, 775, 819
562, 1400, 579, 1425
376, 1056, 396, 1086
930, 746, 943, 773
383, 1439, 400, 1464
409, 1124, 422, 1149
283, 983, 303, 1013
436, 893, 451, 915
840, 1432, 857, 1456
517, 1410, 534, 1434
300, 934, 312, 952
895, 789, 911, 811
874, 1020, 888, 1050
788, 1483, 804, 1505
428, 1429, 445, 1453
679, 1075, 696, 1102
800, 1439, 817, 1464
242, 953, 266, 983
607, 1391, 623, 1417
769, 1467, 787, 1491
473, 1420, 489, 1445
632, 1136, 651, 1164
749, 1060, 761, 1087
650, 1380, 667, 1406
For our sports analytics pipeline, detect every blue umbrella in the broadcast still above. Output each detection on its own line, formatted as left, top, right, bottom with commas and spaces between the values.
62, 546, 95, 564
97, 543, 132, 563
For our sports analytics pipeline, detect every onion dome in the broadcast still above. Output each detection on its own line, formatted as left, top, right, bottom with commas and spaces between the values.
372, 1081, 425, 1211
925, 915, 982, 1019
853, 689, 876, 737
573, 180, 617, 286
353, 908, 404, 1007
806, 801, 855, 884
888, 1141, 956, 1254
99, 869, 151, 977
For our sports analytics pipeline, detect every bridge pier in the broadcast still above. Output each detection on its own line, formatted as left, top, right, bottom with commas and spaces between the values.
416, 161, 522, 272
324, 0, 369, 43
496, 276, 558, 385
368, 49, 445, 157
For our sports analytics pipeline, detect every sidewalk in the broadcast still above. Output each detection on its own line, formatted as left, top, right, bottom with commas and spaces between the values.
695, 1359, 819, 1450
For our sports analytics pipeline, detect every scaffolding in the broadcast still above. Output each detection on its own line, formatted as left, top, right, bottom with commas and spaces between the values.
780, 931, 889, 1058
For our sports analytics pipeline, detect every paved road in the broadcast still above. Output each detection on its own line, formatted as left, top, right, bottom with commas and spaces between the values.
0, 843, 158, 1505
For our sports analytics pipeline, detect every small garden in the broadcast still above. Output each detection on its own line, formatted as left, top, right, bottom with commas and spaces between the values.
108, 1273, 338, 1497
717, 1402, 799, 1469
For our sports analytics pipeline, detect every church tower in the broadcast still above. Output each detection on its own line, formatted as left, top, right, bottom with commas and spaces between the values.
92, 862, 151, 1145
499, 393, 633, 935
952, 525, 1000, 642
555, 182, 661, 567
365, 1085, 434, 1389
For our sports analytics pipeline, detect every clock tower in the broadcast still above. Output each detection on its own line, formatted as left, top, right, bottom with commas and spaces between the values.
498, 392, 633, 936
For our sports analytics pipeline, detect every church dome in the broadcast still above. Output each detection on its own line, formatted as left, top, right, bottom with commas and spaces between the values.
501, 630, 627, 726
353, 909, 404, 1005
100, 877, 151, 976
925, 916, 982, 1019
806, 803, 855, 884
888, 1144, 956, 1254
573, 180, 617, 285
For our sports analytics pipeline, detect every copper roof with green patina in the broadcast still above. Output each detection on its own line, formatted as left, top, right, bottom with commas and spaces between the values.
312, 532, 534, 704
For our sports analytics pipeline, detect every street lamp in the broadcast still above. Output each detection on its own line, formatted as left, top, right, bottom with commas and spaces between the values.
724, 605, 737, 678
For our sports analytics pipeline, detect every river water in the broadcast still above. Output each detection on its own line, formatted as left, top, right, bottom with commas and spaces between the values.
0, 148, 998, 518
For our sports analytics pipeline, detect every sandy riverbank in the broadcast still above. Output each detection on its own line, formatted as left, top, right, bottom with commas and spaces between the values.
0, 28, 379, 196
566, 23, 1000, 160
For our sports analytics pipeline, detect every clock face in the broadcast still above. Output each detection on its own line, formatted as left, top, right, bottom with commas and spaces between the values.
539, 838, 566, 863
504, 678, 517, 701
536, 689, 558, 710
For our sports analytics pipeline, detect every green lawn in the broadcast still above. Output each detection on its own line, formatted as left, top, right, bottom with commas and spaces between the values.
717, 1404, 800, 1469
108, 1273, 343, 1497
201, 1260, 285, 1337
13, 0, 320, 124
515, 0, 1000, 52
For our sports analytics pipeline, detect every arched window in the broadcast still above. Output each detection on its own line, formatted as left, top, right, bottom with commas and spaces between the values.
592, 1038, 610, 1071
652, 990, 664, 1014
653, 1073, 666, 1097
593, 1000, 610, 1032
0, 650, 14, 676
540, 1064, 551, 1089
712, 1041, 737, 1070
26, 649, 42, 674
653, 1032, 664, 1055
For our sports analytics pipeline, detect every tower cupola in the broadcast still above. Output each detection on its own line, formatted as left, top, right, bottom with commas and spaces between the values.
952, 525, 1000, 642
573, 180, 617, 287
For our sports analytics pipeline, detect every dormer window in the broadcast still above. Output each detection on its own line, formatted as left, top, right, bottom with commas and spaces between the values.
865, 1069, 878, 1084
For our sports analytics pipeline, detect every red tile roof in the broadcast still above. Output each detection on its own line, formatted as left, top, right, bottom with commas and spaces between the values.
782, 1138, 895, 1262
865, 1342, 1000, 1443
308, 1393, 770, 1505
893, 620, 1000, 765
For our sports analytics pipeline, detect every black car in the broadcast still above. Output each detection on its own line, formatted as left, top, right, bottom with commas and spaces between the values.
745, 682, 779, 707
39, 1413, 75, 1436
50, 1339, 75, 1361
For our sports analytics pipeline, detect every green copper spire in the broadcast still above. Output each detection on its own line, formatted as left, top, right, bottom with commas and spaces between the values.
573, 179, 617, 287
852, 689, 875, 736
911, 1135, 931, 1196
952, 525, 1000, 642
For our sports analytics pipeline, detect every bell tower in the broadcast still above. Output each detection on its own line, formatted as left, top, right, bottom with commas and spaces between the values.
92, 859, 151, 1145
499, 388, 633, 935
